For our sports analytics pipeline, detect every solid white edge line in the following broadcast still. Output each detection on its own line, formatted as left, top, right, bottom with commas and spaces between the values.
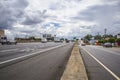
81, 47, 120, 80
0, 43, 68, 65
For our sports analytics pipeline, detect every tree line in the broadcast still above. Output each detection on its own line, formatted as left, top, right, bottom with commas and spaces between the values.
82, 34, 120, 45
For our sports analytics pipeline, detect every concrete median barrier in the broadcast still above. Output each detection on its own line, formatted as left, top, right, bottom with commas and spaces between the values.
61, 43, 88, 80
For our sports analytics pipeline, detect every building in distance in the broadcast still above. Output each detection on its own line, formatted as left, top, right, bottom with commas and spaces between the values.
0, 30, 5, 37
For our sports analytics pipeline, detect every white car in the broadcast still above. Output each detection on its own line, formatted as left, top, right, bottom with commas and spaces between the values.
41, 38, 47, 43
7, 39, 17, 45
81, 43, 86, 46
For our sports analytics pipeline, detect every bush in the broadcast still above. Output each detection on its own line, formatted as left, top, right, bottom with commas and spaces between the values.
116, 38, 120, 43
98, 39, 108, 44
108, 38, 115, 43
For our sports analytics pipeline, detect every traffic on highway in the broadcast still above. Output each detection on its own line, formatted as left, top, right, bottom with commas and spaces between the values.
0, 42, 74, 80
0, 41, 120, 80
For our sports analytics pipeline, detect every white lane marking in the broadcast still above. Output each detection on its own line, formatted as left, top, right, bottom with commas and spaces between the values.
20, 48, 35, 52
0, 49, 18, 52
87, 45, 120, 56
0, 43, 68, 65
81, 47, 120, 80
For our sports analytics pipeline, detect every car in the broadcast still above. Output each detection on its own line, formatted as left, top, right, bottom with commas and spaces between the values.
66, 40, 69, 43
41, 38, 47, 43
7, 39, 17, 45
81, 43, 86, 46
103, 42, 112, 47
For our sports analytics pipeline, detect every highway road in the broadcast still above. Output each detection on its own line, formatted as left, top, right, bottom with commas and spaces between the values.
0, 42, 66, 62
0, 42, 74, 80
80, 45, 120, 80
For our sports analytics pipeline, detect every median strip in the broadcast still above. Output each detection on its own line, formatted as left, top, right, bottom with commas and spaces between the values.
61, 43, 88, 80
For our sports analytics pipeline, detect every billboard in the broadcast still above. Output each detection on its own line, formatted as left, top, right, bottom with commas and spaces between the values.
117, 34, 120, 38
43, 34, 52, 38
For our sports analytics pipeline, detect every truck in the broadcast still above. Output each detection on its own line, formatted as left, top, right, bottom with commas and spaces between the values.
0, 36, 17, 45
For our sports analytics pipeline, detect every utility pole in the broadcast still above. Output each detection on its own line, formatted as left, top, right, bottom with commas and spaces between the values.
104, 28, 107, 39
97, 32, 100, 35
97, 32, 100, 40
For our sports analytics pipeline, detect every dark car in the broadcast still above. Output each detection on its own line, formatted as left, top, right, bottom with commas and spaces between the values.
66, 40, 69, 43
103, 43, 112, 47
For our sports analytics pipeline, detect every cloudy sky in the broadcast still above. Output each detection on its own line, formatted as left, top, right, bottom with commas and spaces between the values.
0, 0, 120, 39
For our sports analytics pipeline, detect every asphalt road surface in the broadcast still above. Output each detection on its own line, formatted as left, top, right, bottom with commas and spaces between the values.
80, 45, 120, 80
0, 42, 74, 80
0, 42, 66, 62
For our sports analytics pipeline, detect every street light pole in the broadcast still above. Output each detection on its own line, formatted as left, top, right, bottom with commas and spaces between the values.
104, 28, 107, 39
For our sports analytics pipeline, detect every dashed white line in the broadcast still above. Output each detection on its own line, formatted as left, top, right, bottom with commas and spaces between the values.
81, 47, 120, 80
19, 48, 35, 52
0, 49, 18, 52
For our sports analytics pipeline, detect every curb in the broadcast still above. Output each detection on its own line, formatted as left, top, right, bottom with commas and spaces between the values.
61, 43, 88, 80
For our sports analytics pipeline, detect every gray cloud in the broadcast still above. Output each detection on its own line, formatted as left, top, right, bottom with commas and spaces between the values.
49, 0, 82, 10
73, 3, 120, 21
65, 0, 82, 3
1, 0, 120, 38
0, 0, 28, 30
71, 1, 120, 35
22, 10, 47, 25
